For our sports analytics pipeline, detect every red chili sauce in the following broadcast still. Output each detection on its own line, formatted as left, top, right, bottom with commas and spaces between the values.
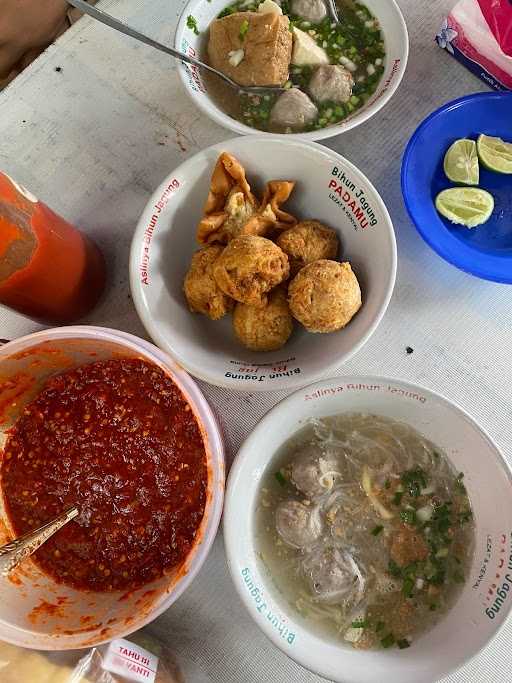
0, 359, 207, 592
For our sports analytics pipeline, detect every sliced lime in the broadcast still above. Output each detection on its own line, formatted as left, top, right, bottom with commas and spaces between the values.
435, 188, 494, 228
443, 139, 479, 185
477, 134, 512, 174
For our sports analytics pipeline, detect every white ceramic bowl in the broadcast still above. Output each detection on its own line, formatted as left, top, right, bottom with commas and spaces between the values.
129, 136, 396, 392
224, 376, 512, 683
0, 327, 224, 649
174, 0, 409, 141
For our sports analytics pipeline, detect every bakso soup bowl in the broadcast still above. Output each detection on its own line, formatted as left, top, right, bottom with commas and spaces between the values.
130, 136, 396, 392
224, 376, 512, 683
175, 0, 408, 141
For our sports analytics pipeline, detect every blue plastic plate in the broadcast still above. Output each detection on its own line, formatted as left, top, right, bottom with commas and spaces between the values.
401, 92, 512, 283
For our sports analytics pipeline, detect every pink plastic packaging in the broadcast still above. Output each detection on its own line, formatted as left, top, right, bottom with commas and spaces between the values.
436, 0, 512, 89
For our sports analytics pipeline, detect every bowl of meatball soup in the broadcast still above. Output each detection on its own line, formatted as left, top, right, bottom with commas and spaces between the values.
224, 376, 512, 682
176, 0, 408, 140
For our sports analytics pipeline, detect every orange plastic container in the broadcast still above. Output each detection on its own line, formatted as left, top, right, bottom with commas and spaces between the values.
0, 172, 105, 323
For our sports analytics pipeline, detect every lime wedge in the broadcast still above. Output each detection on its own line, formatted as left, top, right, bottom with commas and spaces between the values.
443, 139, 479, 185
477, 134, 512, 173
435, 188, 494, 228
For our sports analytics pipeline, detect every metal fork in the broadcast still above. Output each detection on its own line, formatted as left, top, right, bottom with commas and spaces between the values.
66, 0, 286, 96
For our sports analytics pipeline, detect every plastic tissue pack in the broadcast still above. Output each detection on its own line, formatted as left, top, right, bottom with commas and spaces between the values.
436, 0, 512, 90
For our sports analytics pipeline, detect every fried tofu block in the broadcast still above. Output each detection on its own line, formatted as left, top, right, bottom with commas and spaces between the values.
208, 12, 292, 87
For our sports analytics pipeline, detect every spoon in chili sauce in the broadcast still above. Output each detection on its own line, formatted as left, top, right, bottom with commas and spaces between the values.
0, 506, 78, 577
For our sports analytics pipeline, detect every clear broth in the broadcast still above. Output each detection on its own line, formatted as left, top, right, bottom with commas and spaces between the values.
204, 0, 386, 133
255, 414, 475, 650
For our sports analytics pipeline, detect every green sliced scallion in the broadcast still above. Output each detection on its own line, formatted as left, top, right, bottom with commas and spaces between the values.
239, 19, 250, 41
275, 471, 286, 487
381, 633, 395, 648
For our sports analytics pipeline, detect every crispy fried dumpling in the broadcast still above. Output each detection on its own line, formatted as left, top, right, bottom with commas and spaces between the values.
197, 153, 296, 244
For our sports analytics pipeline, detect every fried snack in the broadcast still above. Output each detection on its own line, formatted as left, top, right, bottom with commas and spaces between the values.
197, 152, 296, 244
183, 245, 234, 320
276, 220, 339, 275
260, 180, 297, 229
233, 287, 294, 351
213, 235, 289, 307
288, 259, 361, 333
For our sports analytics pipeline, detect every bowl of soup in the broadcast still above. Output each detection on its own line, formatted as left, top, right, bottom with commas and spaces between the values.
224, 376, 512, 682
0, 327, 224, 649
175, 0, 409, 140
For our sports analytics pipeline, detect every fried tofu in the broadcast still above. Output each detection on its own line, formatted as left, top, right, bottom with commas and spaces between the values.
207, 11, 292, 87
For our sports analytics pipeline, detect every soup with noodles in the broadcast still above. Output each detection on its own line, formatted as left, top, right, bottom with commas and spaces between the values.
256, 414, 475, 650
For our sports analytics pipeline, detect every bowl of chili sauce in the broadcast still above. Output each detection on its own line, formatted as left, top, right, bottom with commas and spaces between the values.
0, 327, 224, 649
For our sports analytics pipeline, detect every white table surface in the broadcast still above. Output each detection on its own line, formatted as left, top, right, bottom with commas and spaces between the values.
1, 1, 511, 681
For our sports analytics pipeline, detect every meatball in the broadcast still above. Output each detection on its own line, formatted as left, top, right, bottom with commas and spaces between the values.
183, 246, 234, 320
301, 547, 362, 603
291, 0, 327, 23
233, 287, 293, 352
276, 220, 339, 275
270, 88, 318, 131
275, 500, 322, 548
309, 64, 354, 104
288, 260, 361, 333
213, 235, 289, 307
291, 445, 341, 498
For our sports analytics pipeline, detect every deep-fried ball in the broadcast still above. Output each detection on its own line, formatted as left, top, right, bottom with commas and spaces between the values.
213, 235, 289, 307
183, 246, 234, 320
233, 287, 293, 351
288, 260, 361, 333
276, 220, 339, 275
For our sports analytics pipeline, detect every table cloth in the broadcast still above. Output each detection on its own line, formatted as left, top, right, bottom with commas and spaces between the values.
1, 1, 511, 680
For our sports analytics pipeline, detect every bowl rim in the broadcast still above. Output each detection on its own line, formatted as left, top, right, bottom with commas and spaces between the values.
174, 0, 409, 142
401, 91, 512, 285
129, 135, 398, 392
223, 373, 512, 682
0, 326, 225, 650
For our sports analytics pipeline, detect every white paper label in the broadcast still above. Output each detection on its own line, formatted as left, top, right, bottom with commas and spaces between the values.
103, 638, 158, 683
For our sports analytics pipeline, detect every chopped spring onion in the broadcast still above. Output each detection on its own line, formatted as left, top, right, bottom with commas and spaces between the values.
400, 509, 417, 525
351, 619, 369, 628
186, 15, 200, 34
381, 633, 396, 648
402, 577, 415, 597
239, 19, 250, 41
275, 471, 286, 486
388, 559, 401, 577
375, 620, 385, 632
392, 491, 404, 505
397, 638, 411, 649
371, 525, 384, 536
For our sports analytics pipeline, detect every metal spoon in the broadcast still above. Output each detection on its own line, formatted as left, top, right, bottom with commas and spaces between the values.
0, 506, 78, 576
327, 0, 342, 23
66, 0, 286, 96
